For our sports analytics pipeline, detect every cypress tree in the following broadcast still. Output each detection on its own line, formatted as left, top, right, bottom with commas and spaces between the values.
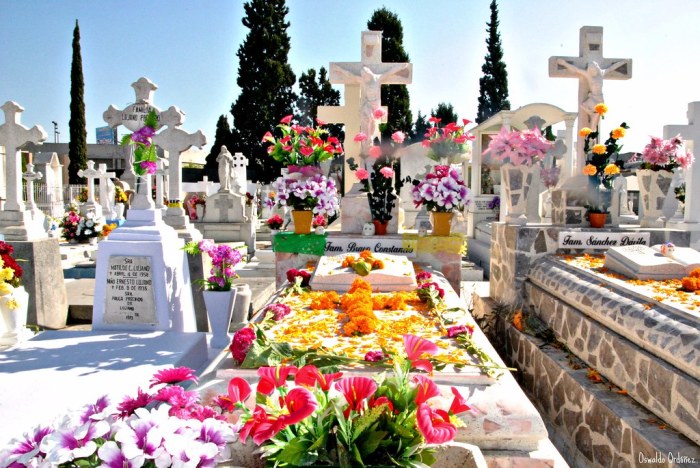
431, 102, 459, 124
204, 115, 232, 182
411, 110, 429, 143
231, 0, 296, 183
68, 19, 87, 184
476, 0, 510, 123
367, 8, 412, 137
296, 67, 342, 138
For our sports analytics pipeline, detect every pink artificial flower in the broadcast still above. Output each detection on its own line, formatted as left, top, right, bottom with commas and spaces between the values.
280, 114, 293, 125
257, 365, 298, 395
379, 167, 395, 179
373, 108, 387, 119
403, 334, 439, 360
117, 388, 152, 417
391, 131, 406, 144
140, 160, 156, 174
353, 132, 368, 142
299, 145, 314, 157
446, 324, 474, 338
335, 376, 377, 417
261, 131, 274, 143
449, 387, 472, 415
316, 118, 327, 126
229, 327, 256, 365
149, 367, 199, 388
276, 387, 318, 427
355, 168, 370, 180
416, 403, 457, 444
428, 116, 442, 124
368, 145, 382, 159
677, 150, 695, 170
295, 365, 343, 392
421, 139, 432, 148
413, 375, 441, 405
364, 350, 385, 362
227, 377, 252, 405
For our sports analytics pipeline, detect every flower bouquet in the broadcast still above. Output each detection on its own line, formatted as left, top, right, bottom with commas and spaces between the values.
0, 241, 24, 314
638, 134, 694, 172
272, 174, 339, 218
266, 214, 284, 231
228, 334, 473, 467
423, 117, 475, 163
183, 239, 243, 291
60, 205, 102, 243
579, 104, 628, 216
1, 367, 238, 466
120, 110, 159, 176
482, 126, 553, 167
411, 165, 470, 235
263, 115, 343, 167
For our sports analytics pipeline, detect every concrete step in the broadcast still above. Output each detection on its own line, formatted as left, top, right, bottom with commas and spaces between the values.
461, 260, 484, 281
527, 257, 700, 446
474, 221, 493, 244
467, 238, 491, 278
474, 295, 700, 467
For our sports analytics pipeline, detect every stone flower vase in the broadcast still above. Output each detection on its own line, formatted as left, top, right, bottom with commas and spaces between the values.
636, 168, 674, 227
430, 211, 454, 236
203, 288, 237, 348
0, 286, 30, 346
195, 204, 205, 220
115, 203, 125, 220
500, 163, 534, 225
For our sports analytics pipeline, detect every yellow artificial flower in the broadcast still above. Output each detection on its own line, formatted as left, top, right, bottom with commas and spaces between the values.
0, 282, 13, 296
594, 103, 608, 115
592, 144, 607, 155
604, 164, 620, 176
0, 267, 14, 282
5, 298, 19, 310
268, 191, 276, 198
611, 127, 626, 139
583, 164, 598, 176
579, 127, 592, 138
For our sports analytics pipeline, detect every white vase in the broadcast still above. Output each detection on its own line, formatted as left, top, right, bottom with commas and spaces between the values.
115, 203, 125, 220
232, 284, 251, 326
500, 163, 534, 225
203, 289, 237, 348
195, 204, 205, 220
636, 169, 674, 228
0, 286, 30, 346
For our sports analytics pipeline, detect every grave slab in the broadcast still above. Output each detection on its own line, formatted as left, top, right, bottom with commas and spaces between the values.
310, 252, 417, 292
604, 244, 698, 280
0, 330, 208, 447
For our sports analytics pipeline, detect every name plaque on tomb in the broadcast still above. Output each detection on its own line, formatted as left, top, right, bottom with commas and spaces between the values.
558, 231, 650, 249
121, 103, 160, 132
104, 256, 156, 324
324, 237, 416, 257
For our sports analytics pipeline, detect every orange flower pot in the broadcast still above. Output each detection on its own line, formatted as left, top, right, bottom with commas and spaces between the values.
588, 212, 607, 228
430, 211, 453, 236
292, 210, 313, 234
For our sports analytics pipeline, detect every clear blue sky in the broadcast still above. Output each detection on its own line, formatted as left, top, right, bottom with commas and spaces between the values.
2, 0, 700, 153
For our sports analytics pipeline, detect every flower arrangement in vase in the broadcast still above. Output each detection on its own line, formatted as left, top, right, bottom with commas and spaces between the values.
183, 239, 243, 291
312, 214, 327, 234
229, 334, 472, 467
411, 165, 470, 235
637, 134, 694, 172
347, 131, 405, 231
60, 204, 102, 243
422, 116, 475, 164
272, 174, 339, 233
0, 241, 24, 313
263, 115, 343, 168
579, 104, 628, 222
266, 214, 284, 231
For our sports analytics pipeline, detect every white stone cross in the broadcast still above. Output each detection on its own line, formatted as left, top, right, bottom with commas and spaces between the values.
322, 31, 412, 193
231, 152, 248, 195
549, 26, 632, 173
78, 160, 103, 219
103, 77, 161, 186
0, 101, 47, 211
664, 101, 700, 226
214, 196, 235, 223
152, 106, 206, 209
154, 159, 167, 210
22, 162, 43, 213
97, 163, 116, 218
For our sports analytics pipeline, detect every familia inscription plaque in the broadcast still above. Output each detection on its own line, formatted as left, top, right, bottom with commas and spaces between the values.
104, 256, 156, 324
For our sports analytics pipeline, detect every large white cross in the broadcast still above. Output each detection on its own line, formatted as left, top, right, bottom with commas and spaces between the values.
103, 77, 161, 185
549, 26, 632, 174
664, 101, 700, 226
0, 101, 46, 211
22, 162, 43, 213
320, 31, 412, 193
152, 105, 206, 209
78, 160, 103, 219
231, 152, 248, 195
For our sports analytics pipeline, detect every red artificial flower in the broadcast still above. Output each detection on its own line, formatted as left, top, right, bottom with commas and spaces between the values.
413, 375, 441, 405
428, 116, 442, 124
240, 406, 279, 445
261, 131, 274, 143
403, 334, 438, 361
276, 387, 318, 427
295, 365, 343, 392
353, 132, 368, 142
369, 395, 395, 414
462, 118, 472, 126
299, 145, 314, 157
411, 359, 434, 374
149, 366, 199, 388
230, 327, 256, 365
316, 118, 327, 126
280, 114, 293, 125
449, 387, 471, 415
416, 403, 457, 445
256, 365, 297, 395
227, 377, 252, 405
335, 376, 377, 417
117, 387, 152, 417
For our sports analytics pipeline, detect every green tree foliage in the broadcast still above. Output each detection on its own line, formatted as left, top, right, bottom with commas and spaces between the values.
476, 0, 510, 124
68, 19, 87, 184
295, 67, 342, 139
230, 0, 296, 183
205, 115, 233, 181
411, 111, 429, 143
367, 8, 412, 137
431, 102, 459, 124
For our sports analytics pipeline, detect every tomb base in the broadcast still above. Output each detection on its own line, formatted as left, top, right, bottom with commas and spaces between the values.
0, 209, 47, 241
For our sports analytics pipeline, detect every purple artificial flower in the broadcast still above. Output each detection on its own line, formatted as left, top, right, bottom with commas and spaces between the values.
364, 350, 385, 362
139, 160, 156, 174
447, 324, 475, 338
263, 302, 292, 321
96, 441, 139, 468
79, 395, 110, 424
130, 125, 156, 144
2, 426, 53, 465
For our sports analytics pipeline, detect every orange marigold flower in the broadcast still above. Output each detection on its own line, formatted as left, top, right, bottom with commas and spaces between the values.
579, 127, 592, 138
342, 255, 357, 268
611, 127, 626, 139
682, 276, 700, 292
348, 278, 372, 294
604, 164, 620, 176
690, 268, 700, 278
372, 259, 385, 269
359, 249, 373, 260
582, 164, 597, 176
594, 103, 608, 115
592, 144, 607, 155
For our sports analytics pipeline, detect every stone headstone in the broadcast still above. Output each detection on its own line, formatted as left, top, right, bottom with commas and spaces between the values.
549, 26, 632, 177
604, 244, 698, 280
34, 152, 64, 218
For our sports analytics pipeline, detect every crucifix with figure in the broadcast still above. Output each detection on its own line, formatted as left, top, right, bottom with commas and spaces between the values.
549, 26, 632, 174
319, 31, 412, 193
